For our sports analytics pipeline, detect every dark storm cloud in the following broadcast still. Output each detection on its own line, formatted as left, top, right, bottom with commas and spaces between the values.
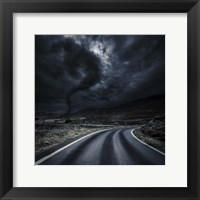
50, 38, 102, 112
35, 35, 165, 114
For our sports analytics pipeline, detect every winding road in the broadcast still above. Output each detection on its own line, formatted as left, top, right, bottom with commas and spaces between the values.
36, 127, 165, 165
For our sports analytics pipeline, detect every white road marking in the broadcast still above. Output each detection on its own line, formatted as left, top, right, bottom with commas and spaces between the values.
35, 128, 112, 165
131, 129, 165, 156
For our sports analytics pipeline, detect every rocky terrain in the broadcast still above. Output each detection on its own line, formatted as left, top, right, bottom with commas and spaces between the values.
35, 118, 118, 154
35, 95, 165, 155
134, 114, 165, 153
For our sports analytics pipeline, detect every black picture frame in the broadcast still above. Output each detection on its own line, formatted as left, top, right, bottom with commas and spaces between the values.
0, 0, 199, 199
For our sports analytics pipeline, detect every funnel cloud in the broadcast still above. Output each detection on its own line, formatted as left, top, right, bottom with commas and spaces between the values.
35, 35, 165, 115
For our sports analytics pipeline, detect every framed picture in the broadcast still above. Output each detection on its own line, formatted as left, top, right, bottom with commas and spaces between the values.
0, 0, 199, 199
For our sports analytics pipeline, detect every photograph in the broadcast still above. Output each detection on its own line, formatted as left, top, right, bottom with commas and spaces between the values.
2, 0, 199, 198
35, 35, 165, 165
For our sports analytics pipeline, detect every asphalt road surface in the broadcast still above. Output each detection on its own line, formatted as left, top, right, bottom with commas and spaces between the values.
36, 127, 165, 165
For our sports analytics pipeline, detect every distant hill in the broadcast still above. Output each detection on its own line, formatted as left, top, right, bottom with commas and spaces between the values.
70, 95, 165, 125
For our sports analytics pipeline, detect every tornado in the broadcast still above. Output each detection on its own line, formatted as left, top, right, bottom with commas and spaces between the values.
51, 37, 102, 114
65, 70, 101, 113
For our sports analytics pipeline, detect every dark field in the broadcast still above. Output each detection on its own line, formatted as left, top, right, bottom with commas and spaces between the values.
35, 95, 165, 155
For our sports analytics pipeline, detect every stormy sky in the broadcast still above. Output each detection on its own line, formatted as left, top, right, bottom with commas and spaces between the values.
35, 35, 165, 114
